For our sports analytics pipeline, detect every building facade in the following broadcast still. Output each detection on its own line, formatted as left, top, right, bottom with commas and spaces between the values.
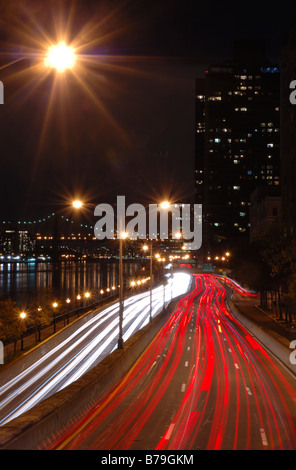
281, 23, 296, 238
0, 229, 35, 254
249, 186, 281, 243
195, 40, 280, 256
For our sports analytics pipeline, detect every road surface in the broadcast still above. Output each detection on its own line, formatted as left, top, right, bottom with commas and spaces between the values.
45, 274, 296, 450
0, 272, 191, 426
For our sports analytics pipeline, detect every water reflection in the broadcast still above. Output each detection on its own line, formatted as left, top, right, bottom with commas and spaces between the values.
0, 261, 140, 305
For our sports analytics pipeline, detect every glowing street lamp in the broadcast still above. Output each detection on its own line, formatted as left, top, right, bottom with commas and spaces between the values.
160, 201, 170, 209
20, 311, 27, 351
45, 42, 76, 73
72, 200, 83, 209
143, 241, 153, 322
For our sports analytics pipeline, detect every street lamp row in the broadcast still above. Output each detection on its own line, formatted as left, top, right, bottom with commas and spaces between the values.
55, 199, 173, 350
207, 252, 231, 262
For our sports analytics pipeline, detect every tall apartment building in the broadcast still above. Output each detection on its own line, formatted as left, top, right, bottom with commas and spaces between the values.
0, 229, 35, 254
195, 40, 280, 256
281, 23, 296, 238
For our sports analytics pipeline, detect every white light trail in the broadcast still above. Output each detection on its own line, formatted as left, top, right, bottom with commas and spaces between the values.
0, 273, 192, 426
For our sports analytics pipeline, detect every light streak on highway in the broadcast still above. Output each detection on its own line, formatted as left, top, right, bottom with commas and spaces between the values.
0, 273, 192, 426
46, 274, 296, 450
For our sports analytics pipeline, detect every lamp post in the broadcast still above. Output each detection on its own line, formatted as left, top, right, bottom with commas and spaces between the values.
69, 198, 128, 349
52, 302, 58, 333
143, 242, 153, 322
161, 258, 166, 309
20, 311, 27, 351
37, 306, 42, 341
118, 231, 128, 349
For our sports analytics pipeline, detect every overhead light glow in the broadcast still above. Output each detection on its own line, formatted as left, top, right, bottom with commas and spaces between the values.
45, 42, 76, 72
72, 200, 83, 209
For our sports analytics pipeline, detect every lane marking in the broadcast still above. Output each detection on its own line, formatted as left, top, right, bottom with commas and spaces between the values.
246, 387, 252, 395
185, 361, 188, 367
164, 423, 175, 440
234, 363, 239, 369
181, 383, 186, 392
260, 428, 268, 446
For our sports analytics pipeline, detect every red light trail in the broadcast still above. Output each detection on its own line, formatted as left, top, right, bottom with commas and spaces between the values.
45, 274, 296, 450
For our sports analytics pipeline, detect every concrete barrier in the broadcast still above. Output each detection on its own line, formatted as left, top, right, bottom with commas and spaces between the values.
228, 297, 296, 377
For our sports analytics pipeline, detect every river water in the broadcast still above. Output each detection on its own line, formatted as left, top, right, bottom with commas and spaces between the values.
0, 260, 142, 307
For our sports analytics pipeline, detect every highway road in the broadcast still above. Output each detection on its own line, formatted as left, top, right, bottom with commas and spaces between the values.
0, 272, 191, 426
45, 274, 296, 450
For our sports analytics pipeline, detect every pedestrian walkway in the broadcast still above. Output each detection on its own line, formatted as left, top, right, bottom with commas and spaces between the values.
2, 311, 83, 365
1, 292, 120, 366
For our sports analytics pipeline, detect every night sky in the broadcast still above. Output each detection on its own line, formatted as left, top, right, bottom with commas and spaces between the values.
0, 0, 296, 222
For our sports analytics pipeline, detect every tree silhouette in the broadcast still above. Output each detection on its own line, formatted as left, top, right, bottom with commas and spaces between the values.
0, 297, 27, 354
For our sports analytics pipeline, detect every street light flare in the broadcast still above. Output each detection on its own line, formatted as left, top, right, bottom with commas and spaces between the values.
45, 42, 76, 73
72, 200, 83, 209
